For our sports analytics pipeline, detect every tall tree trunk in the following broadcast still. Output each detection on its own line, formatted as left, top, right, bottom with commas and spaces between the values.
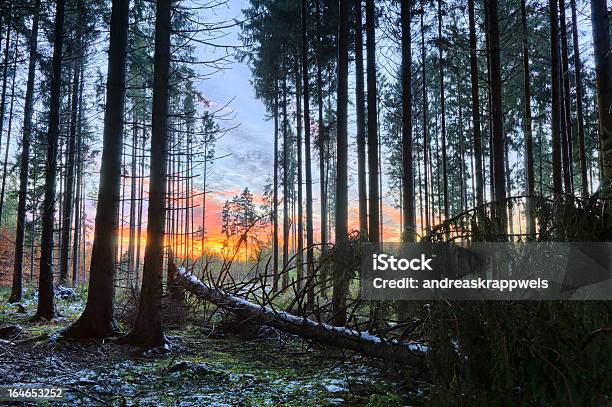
468, 0, 484, 208
62, 0, 129, 337
438, 0, 449, 219
486, 0, 507, 234
295, 63, 304, 292
333, 0, 350, 327
354, 0, 367, 239
559, 0, 574, 194
59, 60, 80, 286
0, 33, 17, 228
316, 0, 328, 297
365, 0, 379, 242
282, 76, 289, 289
36, 0, 66, 320
135, 123, 146, 280
128, 116, 138, 277
9, 0, 40, 303
72, 69, 84, 284
123, 0, 171, 346
401, 0, 414, 241
521, 0, 536, 236
272, 83, 279, 292
484, 12, 496, 208
421, 0, 430, 230
0, 9, 12, 223
571, 0, 588, 197
301, 0, 314, 308
550, 0, 563, 196
590, 0, 612, 191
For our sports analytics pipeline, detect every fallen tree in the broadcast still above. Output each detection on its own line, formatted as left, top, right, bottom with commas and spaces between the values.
175, 268, 427, 368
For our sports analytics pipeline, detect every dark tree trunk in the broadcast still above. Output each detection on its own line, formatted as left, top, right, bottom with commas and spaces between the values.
468, 0, 484, 208
135, 124, 146, 278
128, 116, 138, 278
401, 0, 414, 241
590, 0, 612, 189
0, 9, 12, 222
550, 0, 563, 196
558, 0, 573, 194
59, 61, 80, 286
571, 0, 588, 196
272, 83, 279, 292
62, 0, 129, 338
333, 0, 350, 327
365, 0, 379, 242
437, 0, 448, 219
72, 69, 85, 284
35, 0, 66, 320
123, 0, 171, 346
521, 0, 536, 236
0, 31, 17, 227
9, 0, 40, 303
421, 0, 430, 229
301, 0, 314, 308
486, 0, 507, 234
295, 63, 304, 292
282, 76, 289, 289
315, 0, 328, 295
354, 0, 367, 239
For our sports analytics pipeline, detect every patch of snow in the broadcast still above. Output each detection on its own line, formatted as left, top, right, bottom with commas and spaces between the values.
324, 384, 345, 393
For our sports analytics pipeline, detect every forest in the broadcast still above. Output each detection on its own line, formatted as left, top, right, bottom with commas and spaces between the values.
0, 0, 611, 404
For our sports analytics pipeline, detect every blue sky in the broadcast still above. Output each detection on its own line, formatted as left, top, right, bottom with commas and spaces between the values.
195, 0, 274, 200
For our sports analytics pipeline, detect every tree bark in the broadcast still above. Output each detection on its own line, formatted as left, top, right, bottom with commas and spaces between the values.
272, 83, 279, 292
301, 0, 314, 308
35, 0, 66, 320
128, 116, 138, 278
175, 268, 426, 368
295, 62, 304, 292
365, 0, 379, 242
571, 0, 588, 197
521, 0, 536, 236
315, 0, 327, 256
468, 0, 484, 208
333, 0, 350, 327
72, 69, 85, 284
421, 0, 430, 229
550, 0, 563, 197
282, 76, 290, 289
354, 0, 367, 239
437, 0, 448, 219
559, 0, 574, 194
0, 8, 11, 222
62, 0, 129, 337
401, 0, 414, 241
122, 0, 171, 346
486, 0, 507, 234
59, 60, 80, 286
9, 0, 40, 303
590, 0, 612, 190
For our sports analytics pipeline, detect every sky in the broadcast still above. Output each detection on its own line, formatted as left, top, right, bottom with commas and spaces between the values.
191, 0, 403, 246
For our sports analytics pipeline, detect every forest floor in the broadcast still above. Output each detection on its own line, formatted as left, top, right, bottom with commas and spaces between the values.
0, 287, 426, 406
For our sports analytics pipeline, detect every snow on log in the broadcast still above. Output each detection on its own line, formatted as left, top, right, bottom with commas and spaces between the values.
176, 268, 427, 368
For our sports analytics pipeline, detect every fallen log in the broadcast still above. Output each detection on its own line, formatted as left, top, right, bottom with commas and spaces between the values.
176, 268, 427, 368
